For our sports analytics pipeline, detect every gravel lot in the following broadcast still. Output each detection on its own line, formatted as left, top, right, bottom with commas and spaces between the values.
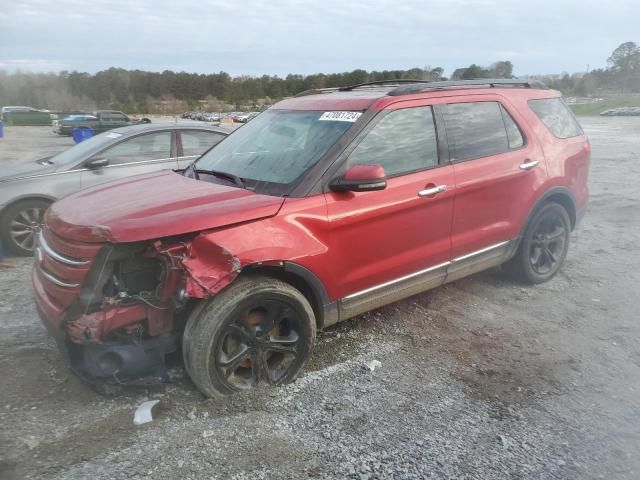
1, 117, 639, 480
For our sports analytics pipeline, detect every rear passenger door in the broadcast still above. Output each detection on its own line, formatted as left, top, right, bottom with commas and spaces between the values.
176, 130, 227, 169
437, 99, 546, 264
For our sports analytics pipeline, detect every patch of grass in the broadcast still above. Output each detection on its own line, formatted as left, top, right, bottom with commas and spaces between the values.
570, 96, 640, 116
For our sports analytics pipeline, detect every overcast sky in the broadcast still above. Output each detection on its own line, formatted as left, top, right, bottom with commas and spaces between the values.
1, 0, 638, 77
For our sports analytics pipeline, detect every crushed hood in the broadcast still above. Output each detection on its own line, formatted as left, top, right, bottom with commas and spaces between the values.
46, 170, 285, 243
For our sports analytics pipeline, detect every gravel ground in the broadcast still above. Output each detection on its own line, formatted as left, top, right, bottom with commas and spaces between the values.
1, 117, 639, 479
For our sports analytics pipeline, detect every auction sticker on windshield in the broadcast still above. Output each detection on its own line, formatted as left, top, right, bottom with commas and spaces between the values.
318, 111, 362, 122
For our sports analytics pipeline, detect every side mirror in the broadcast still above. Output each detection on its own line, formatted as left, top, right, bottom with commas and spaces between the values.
86, 157, 109, 169
330, 164, 387, 193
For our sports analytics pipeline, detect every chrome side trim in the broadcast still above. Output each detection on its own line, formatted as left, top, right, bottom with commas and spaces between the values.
0, 169, 88, 183
102, 156, 177, 168
451, 240, 510, 263
344, 261, 451, 300
38, 231, 90, 266
37, 265, 80, 288
336, 239, 517, 323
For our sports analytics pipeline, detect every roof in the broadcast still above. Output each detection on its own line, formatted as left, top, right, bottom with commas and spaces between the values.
274, 90, 390, 111
274, 79, 558, 111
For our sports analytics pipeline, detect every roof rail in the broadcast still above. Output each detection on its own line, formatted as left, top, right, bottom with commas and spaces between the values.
295, 87, 341, 97
338, 79, 429, 91
388, 78, 548, 96
295, 79, 427, 97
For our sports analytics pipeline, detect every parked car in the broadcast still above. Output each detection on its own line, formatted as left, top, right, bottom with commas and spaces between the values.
1, 123, 229, 255
1, 105, 36, 119
234, 112, 253, 123
32, 79, 590, 397
1, 106, 52, 126
54, 110, 151, 135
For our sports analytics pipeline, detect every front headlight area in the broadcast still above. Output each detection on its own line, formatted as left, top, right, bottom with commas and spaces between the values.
65, 242, 186, 385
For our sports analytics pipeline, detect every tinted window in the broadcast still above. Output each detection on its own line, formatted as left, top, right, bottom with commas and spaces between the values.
347, 106, 438, 176
528, 98, 583, 139
181, 130, 225, 157
500, 105, 524, 149
96, 131, 172, 164
443, 102, 510, 161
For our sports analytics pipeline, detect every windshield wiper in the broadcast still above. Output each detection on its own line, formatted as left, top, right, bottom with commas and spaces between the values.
194, 168, 245, 188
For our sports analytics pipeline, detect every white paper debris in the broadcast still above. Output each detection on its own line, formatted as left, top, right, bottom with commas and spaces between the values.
365, 360, 382, 372
133, 400, 160, 425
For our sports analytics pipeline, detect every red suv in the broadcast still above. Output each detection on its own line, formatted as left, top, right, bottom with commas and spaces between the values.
32, 79, 590, 396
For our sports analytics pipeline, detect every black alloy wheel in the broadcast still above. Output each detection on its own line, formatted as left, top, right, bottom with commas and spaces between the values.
183, 275, 315, 397
528, 214, 567, 276
215, 299, 304, 389
503, 202, 571, 284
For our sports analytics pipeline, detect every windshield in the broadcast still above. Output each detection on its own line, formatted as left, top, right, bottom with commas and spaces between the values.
48, 131, 123, 165
194, 109, 358, 194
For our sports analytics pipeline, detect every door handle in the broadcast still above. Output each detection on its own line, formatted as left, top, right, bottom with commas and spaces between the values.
519, 159, 539, 170
418, 185, 447, 197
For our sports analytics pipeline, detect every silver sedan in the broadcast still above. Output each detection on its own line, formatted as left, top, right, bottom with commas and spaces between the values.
0, 123, 229, 255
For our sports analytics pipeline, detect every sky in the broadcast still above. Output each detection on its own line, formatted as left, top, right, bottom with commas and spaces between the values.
1, 0, 638, 78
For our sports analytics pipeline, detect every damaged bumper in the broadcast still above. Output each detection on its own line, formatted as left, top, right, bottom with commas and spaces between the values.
67, 335, 177, 386
34, 273, 178, 385
32, 225, 245, 389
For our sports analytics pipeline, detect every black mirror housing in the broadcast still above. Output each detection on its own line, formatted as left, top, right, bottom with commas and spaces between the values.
330, 164, 387, 193
86, 157, 109, 169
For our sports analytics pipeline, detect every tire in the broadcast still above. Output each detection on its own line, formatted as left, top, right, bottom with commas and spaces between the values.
503, 202, 571, 284
0, 199, 51, 256
183, 275, 316, 398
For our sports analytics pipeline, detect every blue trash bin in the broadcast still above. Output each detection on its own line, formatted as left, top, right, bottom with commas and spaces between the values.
0, 120, 4, 139
72, 127, 94, 143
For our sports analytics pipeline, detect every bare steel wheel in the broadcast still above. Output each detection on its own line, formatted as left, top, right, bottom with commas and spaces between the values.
183, 275, 315, 397
503, 202, 571, 284
0, 199, 50, 256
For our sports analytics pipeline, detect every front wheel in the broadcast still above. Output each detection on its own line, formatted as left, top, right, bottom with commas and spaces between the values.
0, 199, 51, 256
183, 275, 316, 398
503, 202, 571, 284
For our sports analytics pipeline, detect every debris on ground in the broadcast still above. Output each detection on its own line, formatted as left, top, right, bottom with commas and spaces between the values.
133, 400, 160, 425
364, 359, 382, 372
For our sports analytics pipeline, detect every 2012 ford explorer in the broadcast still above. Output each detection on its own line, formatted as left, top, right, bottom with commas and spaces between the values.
32, 79, 590, 397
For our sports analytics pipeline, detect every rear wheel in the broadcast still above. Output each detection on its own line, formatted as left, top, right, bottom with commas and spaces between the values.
0, 199, 51, 256
183, 275, 316, 398
503, 202, 571, 284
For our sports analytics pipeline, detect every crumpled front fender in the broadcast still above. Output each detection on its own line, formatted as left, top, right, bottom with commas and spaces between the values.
180, 235, 243, 298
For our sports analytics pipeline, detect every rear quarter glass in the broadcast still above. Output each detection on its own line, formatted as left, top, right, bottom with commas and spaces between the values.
528, 98, 583, 139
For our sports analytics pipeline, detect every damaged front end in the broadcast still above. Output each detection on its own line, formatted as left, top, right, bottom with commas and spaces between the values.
33, 229, 242, 388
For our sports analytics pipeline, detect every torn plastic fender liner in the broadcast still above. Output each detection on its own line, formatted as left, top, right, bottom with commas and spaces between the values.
180, 234, 242, 298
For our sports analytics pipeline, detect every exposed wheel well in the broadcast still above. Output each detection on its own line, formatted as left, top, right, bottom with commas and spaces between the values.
239, 266, 325, 329
544, 192, 576, 229
0, 196, 55, 218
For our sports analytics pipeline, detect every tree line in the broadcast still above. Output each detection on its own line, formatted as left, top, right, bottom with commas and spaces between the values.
0, 42, 637, 114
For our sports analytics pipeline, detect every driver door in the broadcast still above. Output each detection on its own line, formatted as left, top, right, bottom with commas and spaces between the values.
80, 130, 177, 189
324, 105, 454, 318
